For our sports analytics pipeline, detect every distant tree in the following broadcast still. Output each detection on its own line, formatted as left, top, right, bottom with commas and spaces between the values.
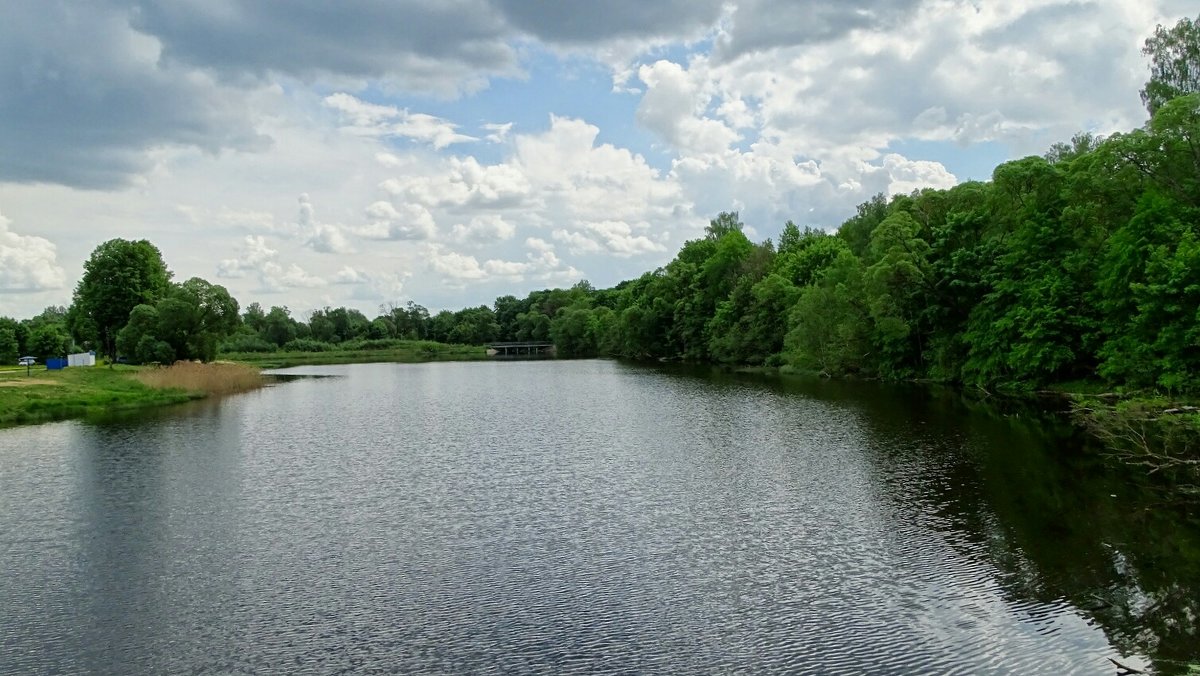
368, 317, 395, 339
1141, 14, 1200, 115
116, 305, 169, 364
450, 306, 500, 345
836, 193, 889, 258
308, 310, 337, 343
0, 321, 19, 363
160, 278, 240, 361
262, 306, 297, 346
242, 302, 266, 333
72, 239, 172, 358
114, 278, 239, 363
27, 324, 71, 361
705, 211, 744, 240
492, 295, 526, 341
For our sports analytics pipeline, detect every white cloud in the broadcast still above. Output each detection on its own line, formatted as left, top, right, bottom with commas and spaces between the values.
0, 209, 65, 293
637, 59, 740, 155
423, 240, 581, 287
483, 122, 513, 143
216, 235, 326, 292
525, 237, 555, 253
334, 266, 370, 284
425, 245, 487, 282
325, 93, 478, 149
878, 153, 958, 195
333, 265, 409, 301
553, 221, 666, 257
359, 201, 438, 241
297, 193, 353, 253
451, 214, 516, 243
216, 236, 277, 279
384, 156, 532, 210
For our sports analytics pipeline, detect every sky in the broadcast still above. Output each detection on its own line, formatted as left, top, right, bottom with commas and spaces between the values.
0, 0, 1193, 320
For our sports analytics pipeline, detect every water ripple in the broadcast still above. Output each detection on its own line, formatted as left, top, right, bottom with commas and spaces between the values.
0, 361, 1158, 674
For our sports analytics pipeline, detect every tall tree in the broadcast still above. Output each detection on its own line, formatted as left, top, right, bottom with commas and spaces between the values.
1141, 14, 1200, 114
71, 239, 172, 358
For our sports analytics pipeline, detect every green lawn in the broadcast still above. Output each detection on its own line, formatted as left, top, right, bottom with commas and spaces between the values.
0, 365, 198, 427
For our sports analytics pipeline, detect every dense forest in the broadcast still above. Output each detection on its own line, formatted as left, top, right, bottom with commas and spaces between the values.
2, 16, 1198, 397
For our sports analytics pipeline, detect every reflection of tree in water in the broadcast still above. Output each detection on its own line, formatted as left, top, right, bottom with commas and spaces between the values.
724, 371, 1200, 673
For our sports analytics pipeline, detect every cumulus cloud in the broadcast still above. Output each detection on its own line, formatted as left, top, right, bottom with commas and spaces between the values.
297, 194, 353, 254
637, 60, 740, 155
423, 241, 580, 287
216, 235, 326, 292
877, 154, 958, 195
333, 265, 409, 301
451, 215, 516, 243
0, 210, 66, 292
359, 201, 438, 241
383, 156, 532, 210
333, 266, 370, 285
553, 221, 666, 257
425, 245, 488, 282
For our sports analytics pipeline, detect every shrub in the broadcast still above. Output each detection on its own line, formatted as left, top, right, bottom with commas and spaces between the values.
281, 338, 336, 352
220, 334, 276, 353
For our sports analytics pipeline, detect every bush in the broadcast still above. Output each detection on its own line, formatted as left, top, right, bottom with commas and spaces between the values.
220, 334, 276, 353
339, 338, 406, 351
281, 338, 336, 353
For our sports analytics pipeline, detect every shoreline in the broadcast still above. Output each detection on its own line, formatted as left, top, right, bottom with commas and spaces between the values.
0, 349, 490, 429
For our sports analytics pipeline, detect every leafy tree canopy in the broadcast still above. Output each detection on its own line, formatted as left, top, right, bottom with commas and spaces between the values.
72, 239, 172, 358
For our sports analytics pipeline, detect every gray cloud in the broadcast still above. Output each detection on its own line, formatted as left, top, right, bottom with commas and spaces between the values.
132, 0, 518, 93
716, 0, 923, 59
495, 0, 723, 44
0, 2, 268, 189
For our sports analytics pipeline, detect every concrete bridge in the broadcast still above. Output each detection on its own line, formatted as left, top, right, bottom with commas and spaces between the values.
486, 341, 556, 358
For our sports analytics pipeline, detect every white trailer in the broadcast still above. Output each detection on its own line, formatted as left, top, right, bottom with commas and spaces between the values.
67, 351, 96, 367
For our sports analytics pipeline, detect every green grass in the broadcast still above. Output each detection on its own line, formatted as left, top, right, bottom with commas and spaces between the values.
221, 341, 489, 369
0, 365, 201, 427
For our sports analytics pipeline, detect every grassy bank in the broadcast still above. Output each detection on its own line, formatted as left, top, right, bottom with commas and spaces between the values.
221, 340, 488, 369
0, 362, 264, 427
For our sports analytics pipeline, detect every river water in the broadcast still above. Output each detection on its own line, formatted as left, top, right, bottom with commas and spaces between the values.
1, 360, 1197, 674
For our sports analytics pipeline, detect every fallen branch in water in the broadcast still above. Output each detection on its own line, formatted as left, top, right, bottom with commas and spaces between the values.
1107, 656, 1145, 674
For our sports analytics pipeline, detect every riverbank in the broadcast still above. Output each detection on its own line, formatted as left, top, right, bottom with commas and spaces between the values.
220, 340, 487, 369
0, 362, 264, 427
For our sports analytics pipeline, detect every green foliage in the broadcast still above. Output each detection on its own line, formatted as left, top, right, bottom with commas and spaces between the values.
27, 324, 71, 361
784, 252, 872, 375
71, 239, 172, 358
0, 323, 20, 363
282, 338, 336, 353
1140, 14, 1200, 115
261, 306, 299, 346
114, 278, 239, 363
220, 332, 276, 353
550, 306, 601, 357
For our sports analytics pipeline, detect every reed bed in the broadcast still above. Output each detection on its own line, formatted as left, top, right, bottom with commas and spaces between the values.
135, 361, 264, 395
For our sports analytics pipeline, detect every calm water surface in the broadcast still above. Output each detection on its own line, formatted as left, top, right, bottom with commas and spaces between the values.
2, 360, 1198, 674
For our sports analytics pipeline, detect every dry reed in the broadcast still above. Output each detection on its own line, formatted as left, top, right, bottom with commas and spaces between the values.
134, 361, 264, 395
